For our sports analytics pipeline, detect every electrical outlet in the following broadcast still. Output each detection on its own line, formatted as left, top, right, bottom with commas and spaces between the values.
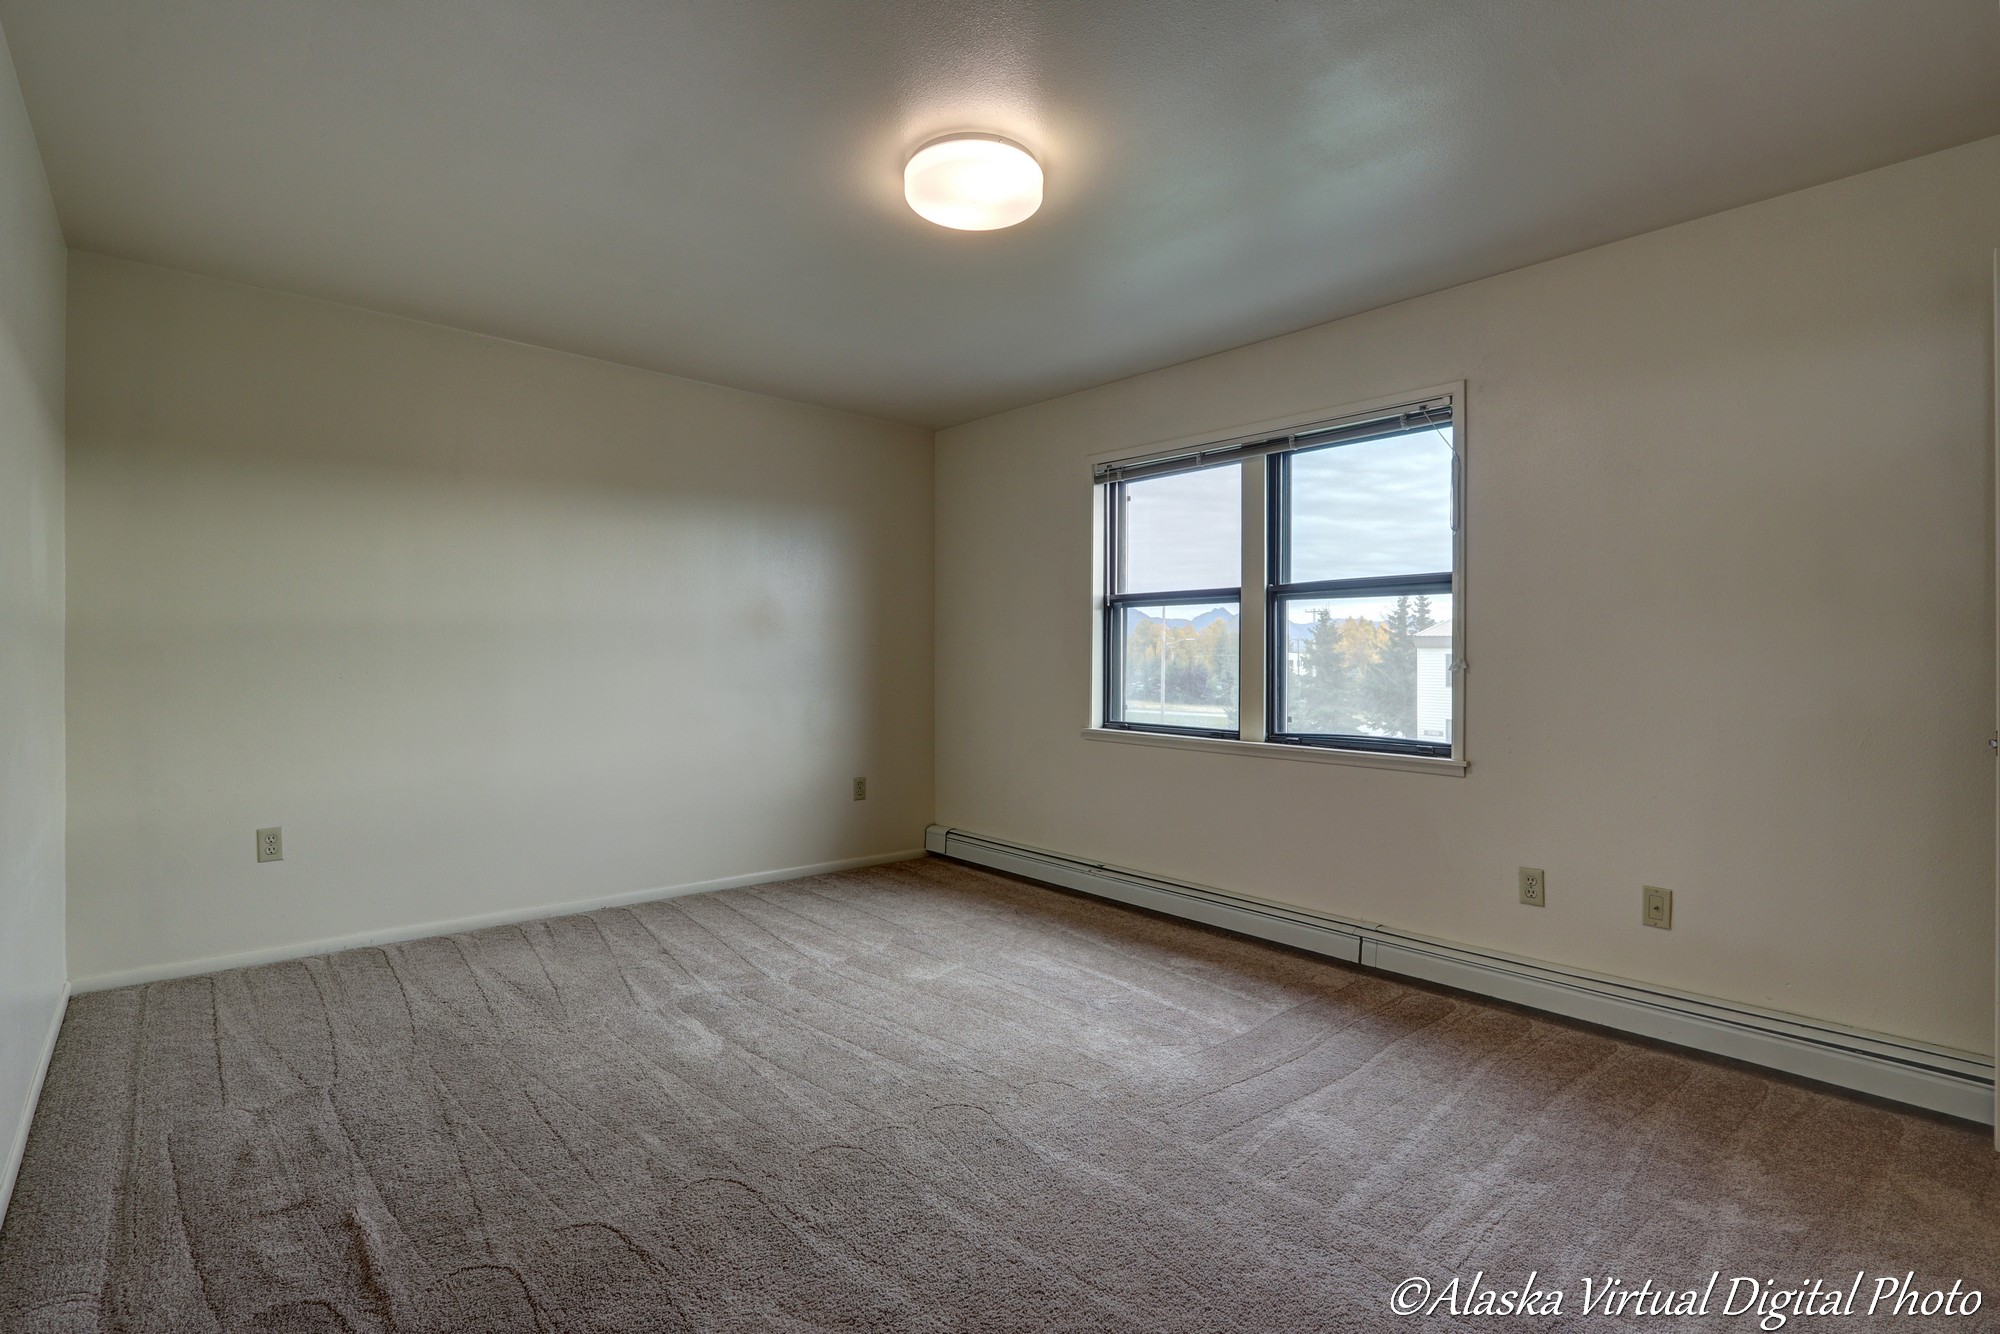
1643, 885, 1673, 929
256, 826, 283, 863
852, 777, 867, 801
1518, 867, 1546, 907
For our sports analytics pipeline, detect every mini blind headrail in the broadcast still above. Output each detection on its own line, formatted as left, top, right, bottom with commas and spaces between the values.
1092, 395, 1452, 484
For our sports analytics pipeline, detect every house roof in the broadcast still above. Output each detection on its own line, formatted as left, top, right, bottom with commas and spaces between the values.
1411, 618, 1454, 645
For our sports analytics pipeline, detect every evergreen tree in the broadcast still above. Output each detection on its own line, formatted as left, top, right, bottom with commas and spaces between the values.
1360, 595, 1421, 736
1289, 610, 1383, 734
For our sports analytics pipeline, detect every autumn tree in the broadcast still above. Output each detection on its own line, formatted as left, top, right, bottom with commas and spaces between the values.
1289, 593, 1435, 738
1121, 611, 1239, 722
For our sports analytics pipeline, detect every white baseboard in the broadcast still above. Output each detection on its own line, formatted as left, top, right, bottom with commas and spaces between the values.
927, 825, 1996, 1125
0, 981, 70, 1235
70, 848, 928, 994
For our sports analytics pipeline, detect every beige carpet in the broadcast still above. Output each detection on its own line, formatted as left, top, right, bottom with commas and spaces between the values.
2, 856, 1995, 1332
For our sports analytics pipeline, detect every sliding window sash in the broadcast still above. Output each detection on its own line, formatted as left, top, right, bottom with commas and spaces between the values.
1262, 415, 1456, 758
1100, 480, 1241, 739
1261, 573, 1453, 756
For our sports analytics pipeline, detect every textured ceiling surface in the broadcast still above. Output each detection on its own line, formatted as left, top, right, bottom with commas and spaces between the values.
3, 1, 1998, 425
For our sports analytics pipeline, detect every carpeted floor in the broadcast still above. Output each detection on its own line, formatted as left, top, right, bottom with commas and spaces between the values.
2, 857, 1996, 1332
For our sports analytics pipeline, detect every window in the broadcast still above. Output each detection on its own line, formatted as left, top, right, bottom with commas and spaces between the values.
1096, 392, 1460, 764
1268, 415, 1455, 755
1102, 464, 1241, 736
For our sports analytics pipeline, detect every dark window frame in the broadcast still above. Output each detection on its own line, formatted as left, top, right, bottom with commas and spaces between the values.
1099, 474, 1242, 741
1097, 395, 1460, 763
1264, 426, 1454, 759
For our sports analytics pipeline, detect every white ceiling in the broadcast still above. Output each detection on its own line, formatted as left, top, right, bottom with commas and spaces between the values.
3, 2, 1998, 427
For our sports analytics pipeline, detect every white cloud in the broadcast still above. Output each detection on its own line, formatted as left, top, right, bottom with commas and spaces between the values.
1119, 428, 1453, 594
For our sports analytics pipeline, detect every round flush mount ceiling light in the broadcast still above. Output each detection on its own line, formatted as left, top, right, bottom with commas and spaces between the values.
903, 134, 1043, 231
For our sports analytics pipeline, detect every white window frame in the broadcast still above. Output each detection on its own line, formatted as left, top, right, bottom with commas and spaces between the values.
1086, 383, 1467, 776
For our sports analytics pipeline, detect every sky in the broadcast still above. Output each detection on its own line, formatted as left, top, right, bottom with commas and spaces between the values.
1120, 427, 1453, 595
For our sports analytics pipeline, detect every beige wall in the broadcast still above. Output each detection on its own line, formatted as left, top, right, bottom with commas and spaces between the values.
937, 137, 2000, 1055
0, 25, 66, 1217
66, 254, 933, 985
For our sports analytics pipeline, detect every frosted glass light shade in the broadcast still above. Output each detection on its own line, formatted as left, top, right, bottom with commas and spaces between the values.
903, 135, 1043, 231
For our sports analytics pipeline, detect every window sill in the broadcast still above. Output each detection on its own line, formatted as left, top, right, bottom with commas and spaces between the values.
1081, 727, 1467, 775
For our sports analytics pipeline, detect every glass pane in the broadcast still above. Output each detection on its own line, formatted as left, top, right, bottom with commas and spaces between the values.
1285, 427, 1452, 583
1116, 602, 1238, 731
1117, 465, 1240, 594
1279, 592, 1453, 744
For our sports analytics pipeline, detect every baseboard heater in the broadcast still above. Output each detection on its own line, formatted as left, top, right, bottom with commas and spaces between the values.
925, 825, 1994, 1125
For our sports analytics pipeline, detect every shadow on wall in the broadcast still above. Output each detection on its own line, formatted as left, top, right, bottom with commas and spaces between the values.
62, 255, 935, 981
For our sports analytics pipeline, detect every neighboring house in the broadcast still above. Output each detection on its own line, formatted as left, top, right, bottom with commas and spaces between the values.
1411, 618, 1454, 744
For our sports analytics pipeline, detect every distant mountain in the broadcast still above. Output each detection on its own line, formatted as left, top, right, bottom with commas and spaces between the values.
1128, 606, 1312, 642
1126, 607, 1237, 634
1125, 606, 1430, 644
